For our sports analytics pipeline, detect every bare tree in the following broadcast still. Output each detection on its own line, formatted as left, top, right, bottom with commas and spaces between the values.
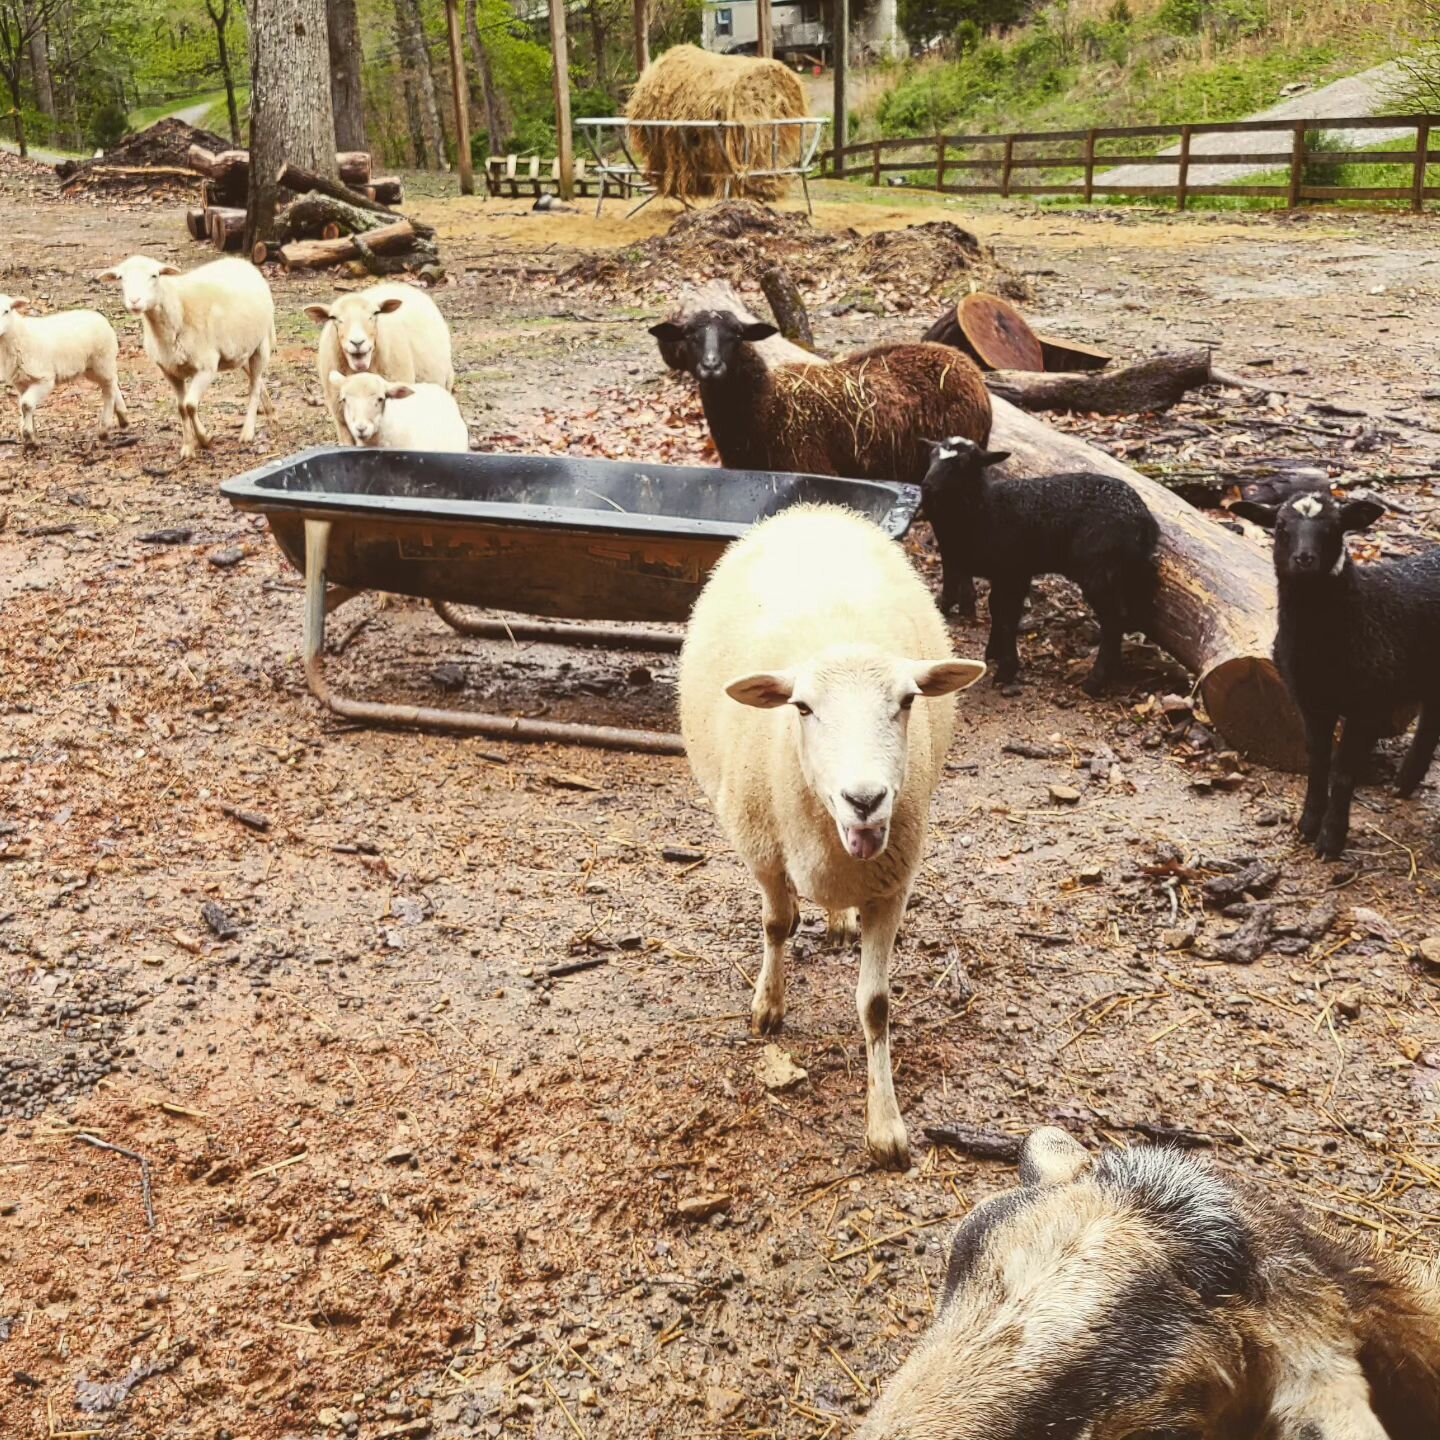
327, 0, 366, 150
246, 0, 337, 250
1391, 2, 1440, 113
0, 0, 54, 154
465, 0, 508, 156
393, 0, 445, 167
203, 0, 243, 143
25, 0, 53, 120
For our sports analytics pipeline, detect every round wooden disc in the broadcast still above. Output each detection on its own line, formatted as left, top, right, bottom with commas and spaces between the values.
958, 293, 1045, 372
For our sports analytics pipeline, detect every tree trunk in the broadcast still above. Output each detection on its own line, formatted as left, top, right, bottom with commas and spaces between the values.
588, 0, 606, 91
394, 0, 446, 168
632, 0, 648, 72
466, 0, 508, 154
26, 6, 54, 119
670, 281, 1306, 772
327, 0, 367, 151
756, 0, 772, 58
279, 219, 416, 267
443, 0, 473, 193
548, 0, 572, 200
246, 0, 339, 252
217, 22, 241, 143
984, 351, 1214, 416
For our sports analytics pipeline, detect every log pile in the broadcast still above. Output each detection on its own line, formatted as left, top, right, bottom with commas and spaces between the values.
180, 149, 436, 274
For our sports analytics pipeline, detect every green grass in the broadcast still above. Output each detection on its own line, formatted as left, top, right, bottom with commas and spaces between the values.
200, 88, 248, 141
127, 89, 231, 133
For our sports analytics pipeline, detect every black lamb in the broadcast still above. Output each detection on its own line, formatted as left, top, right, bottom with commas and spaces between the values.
921, 437, 1160, 695
1231, 490, 1440, 859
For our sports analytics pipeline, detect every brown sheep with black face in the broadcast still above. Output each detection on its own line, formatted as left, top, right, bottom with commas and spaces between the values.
859, 1128, 1439, 1440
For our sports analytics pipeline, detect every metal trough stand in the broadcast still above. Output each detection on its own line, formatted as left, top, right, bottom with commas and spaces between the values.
301, 518, 686, 754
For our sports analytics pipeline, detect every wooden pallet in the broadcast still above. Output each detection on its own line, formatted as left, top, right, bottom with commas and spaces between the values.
484, 154, 633, 200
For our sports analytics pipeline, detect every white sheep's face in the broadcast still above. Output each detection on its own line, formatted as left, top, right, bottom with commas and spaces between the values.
309, 294, 405, 373
98, 256, 180, 315
0, 296, 28, 340
332, 370, 413, 445
728, 649, 984, 862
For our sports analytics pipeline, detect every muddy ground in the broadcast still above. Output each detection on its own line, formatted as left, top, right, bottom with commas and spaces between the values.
2, 172, 1439, 1440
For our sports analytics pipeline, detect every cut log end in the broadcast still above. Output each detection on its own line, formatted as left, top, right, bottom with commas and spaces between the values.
1199, 655, 1306, 773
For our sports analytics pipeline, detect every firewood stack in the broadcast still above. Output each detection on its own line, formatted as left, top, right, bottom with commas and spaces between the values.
183, 148, 435, 276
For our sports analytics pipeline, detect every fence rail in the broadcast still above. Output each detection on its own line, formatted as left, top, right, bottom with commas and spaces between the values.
816, 114, 1440, 211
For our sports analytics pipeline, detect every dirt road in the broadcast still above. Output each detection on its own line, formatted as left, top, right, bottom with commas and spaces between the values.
2, 174, 1438, 1440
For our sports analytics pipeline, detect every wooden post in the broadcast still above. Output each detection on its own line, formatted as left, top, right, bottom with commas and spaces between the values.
832, 0, 848, 179
872, 138, 881, 187
1413, 118, 1431, 214
757, 0, 773, 58
1288, 121, 1305, 209
1001, 134, 1014, 197
444, 0, 474, 195
1176, 124, 1192, 212
935, 135, 946, 192
548, 0, 573, 201
1083, 128, 1095, 202
633, 0, 649, 73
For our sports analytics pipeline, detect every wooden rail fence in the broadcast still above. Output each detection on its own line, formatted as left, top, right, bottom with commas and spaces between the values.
818, 114, 1440, 210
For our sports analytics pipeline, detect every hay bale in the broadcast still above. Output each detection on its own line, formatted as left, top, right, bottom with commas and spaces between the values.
625, 44, 808, 202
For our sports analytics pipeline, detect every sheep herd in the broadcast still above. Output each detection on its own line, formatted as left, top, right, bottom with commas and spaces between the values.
6, 259, 1440, 1435
0, 256, 469, 460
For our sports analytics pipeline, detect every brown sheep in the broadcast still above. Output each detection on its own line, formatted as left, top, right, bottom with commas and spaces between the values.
648, 310, 992, 485
858, 1127, 1440, 1440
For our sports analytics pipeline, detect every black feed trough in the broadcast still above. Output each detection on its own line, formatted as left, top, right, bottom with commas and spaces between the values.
222, 447, 921, 752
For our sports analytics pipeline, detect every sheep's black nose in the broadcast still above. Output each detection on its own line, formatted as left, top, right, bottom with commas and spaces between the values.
843, 787, 888, 819
1293, 551, 1318, 571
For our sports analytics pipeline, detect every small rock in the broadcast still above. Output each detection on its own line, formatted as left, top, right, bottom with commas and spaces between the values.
318, 1408, 343, 1429
676, 1192, 732, 1222
706, 1386, 745, 1420
756, 1044, 807, 1092
1350, 906, 1397, 941
1077, 865, 1103, 885
1333, 989, 1362, 1020
208, 545, 244, 569
1161, 920, 1198, 951
1048, 784, 1081, 805
382, 1145, 415, 1166
1418, 936, 1440, 970
201, 900, 238, 940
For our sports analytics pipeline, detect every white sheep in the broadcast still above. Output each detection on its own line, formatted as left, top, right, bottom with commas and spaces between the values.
679, 503, 984, 1169
0, 295, 128, 446
330, 371, 469, 453
99, 255, 275, 462
305, 283, 454, 445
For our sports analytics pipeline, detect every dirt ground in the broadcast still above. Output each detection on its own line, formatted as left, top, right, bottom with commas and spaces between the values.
2, 171, 1439, 1440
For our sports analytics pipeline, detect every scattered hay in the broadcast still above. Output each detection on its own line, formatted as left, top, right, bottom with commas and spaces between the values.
626, 45, 808, 202
559, 201, 1028, 315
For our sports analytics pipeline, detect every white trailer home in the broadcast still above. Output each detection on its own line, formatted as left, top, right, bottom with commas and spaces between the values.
700, 0, 902, 62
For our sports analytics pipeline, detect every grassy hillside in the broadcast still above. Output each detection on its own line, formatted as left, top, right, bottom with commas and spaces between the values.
864, 0, 1419, 140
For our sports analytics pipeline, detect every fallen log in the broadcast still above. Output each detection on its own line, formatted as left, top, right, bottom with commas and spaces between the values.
61, 164, 196, 188
279, 220, 416, 269
985, 350, 1214, 416
276, 191, 389, 243
336, 151, 372, 186
678, 281, 1306, 771
759, 265, 814, 349
185, 206, 208, 241
370, 176, 404, 205
275, 163, 436, 240
206, 206, 247, 252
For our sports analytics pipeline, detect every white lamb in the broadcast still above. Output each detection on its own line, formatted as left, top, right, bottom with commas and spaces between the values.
679, 503, 985, 1169
99, 255, 275, 461
0, 295, 127, 445
331, 371, 469, 453
306, 283, 454, 445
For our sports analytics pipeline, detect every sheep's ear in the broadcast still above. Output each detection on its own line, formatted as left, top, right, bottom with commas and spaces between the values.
1264, 1373, 1387, 1440
1018, 1127, 1091, 1187
97, 268, 120, 282
1339, 497, 1384, 533
648, 321, 685, 342
385, 383, 415, 400
1229, 500, 1278, 529
376, 298, 405, 314
910, 658, 986, 697
740, 322, 779, 342
328, 370, 346, 389
726, 671, 795, 708
158, 264, 181, 276
10, 299, 29, 312
305, 304, 334, 324
980, 449, 1011, 468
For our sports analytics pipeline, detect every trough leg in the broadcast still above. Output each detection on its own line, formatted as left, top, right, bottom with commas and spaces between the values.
857, 891, 909, 1171
302, 519, 334, 702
